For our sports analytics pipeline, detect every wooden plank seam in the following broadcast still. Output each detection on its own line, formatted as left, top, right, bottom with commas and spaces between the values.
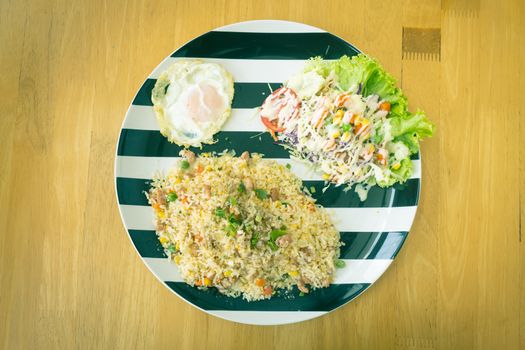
402, 27, 441, 61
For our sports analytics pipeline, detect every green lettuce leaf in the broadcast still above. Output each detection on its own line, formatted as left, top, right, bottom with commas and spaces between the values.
376, 158, 413, 188
304, 54, 435, 185
390, 110, 435, 154
305, 54, 409, 117
303, 56, 335, 77
390, 110, 434, 138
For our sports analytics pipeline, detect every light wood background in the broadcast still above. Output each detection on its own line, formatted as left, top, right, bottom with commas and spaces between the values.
1, 0, 524, 349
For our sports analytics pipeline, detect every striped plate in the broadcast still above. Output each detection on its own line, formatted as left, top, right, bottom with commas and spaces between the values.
114, 20, 420, 325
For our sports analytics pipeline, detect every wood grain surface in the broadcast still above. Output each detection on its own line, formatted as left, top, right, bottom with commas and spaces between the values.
1, 0, 524, 349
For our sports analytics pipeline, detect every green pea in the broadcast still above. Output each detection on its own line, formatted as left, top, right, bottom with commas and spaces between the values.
335, 259, 346, 268
180, 160, 190, 169
214, 207, 226, 218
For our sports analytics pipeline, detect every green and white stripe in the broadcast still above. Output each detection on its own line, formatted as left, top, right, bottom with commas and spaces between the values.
115, 20, 420, 325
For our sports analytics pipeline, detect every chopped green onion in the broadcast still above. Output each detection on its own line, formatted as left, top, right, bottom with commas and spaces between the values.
227, 196, 238, 206
166, 192, 178, 202
214, 207, 226, 218
238, 182, 246, 193
228, 214, 242, 225
224, 224, 237, 237
299, 292, 305, 297
281, 201, 290, 207
309, 186, 316, 194
250, 232, 260, 248
255, 214, 262, 223
335, 259, 346, 268
255, 189, 268, 199
180, 160, 190, 169
270, 229, 287, 241
342, 123, 351, 132
166, 244, 176, 253
286, 163, 292, 169
267, 240, 278, 251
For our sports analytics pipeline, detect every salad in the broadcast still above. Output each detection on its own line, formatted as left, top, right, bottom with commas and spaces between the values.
259, 54, 434, 199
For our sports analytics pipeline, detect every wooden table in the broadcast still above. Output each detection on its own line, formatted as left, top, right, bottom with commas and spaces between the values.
1, 0, 523, 348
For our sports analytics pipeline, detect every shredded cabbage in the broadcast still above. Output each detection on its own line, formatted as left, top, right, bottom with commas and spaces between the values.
269, 54, 434, 196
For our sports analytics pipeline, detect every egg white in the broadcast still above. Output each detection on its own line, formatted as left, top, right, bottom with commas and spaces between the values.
151, 60, 234, 147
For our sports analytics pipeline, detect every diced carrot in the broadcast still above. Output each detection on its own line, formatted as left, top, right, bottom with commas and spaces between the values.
379, 101, 391, 111
255, 278, 266, 287
353, 123, 363, 135
349, 114, 357, 124
261, 117, 285, 133
152, 203, 161, 210
196, 164, 204, 174
376, 152, 387, 165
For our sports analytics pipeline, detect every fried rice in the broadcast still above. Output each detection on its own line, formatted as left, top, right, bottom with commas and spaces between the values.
147, 151, 341, 301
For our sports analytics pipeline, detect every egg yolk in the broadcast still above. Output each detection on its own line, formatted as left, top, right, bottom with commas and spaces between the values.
185, 82, 225, 123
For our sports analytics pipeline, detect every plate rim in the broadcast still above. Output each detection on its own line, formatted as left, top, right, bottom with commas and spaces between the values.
113, 19, 420, 326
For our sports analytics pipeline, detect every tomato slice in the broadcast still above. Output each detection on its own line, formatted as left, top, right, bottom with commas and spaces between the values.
259, 87, 301, 135
261, 117, 285, 133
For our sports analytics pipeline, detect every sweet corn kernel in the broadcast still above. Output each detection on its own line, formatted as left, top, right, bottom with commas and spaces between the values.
174, 256, 181, 265
203, 278, 212, 286
224, 270, 232, 277
157, 210, 165, 218
331, 130, 341, 139
392, 162, 401, 170
342, 131, 351, 142
175, 177, 182, 184
289, 271, 299, 277
322, 173, 330, 180
159, 236, 169, 244
368, 144, 375, 153
175, 242, 180, 251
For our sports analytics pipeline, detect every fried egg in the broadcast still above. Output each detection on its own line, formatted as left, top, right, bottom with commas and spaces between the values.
151, 60, 234, 147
